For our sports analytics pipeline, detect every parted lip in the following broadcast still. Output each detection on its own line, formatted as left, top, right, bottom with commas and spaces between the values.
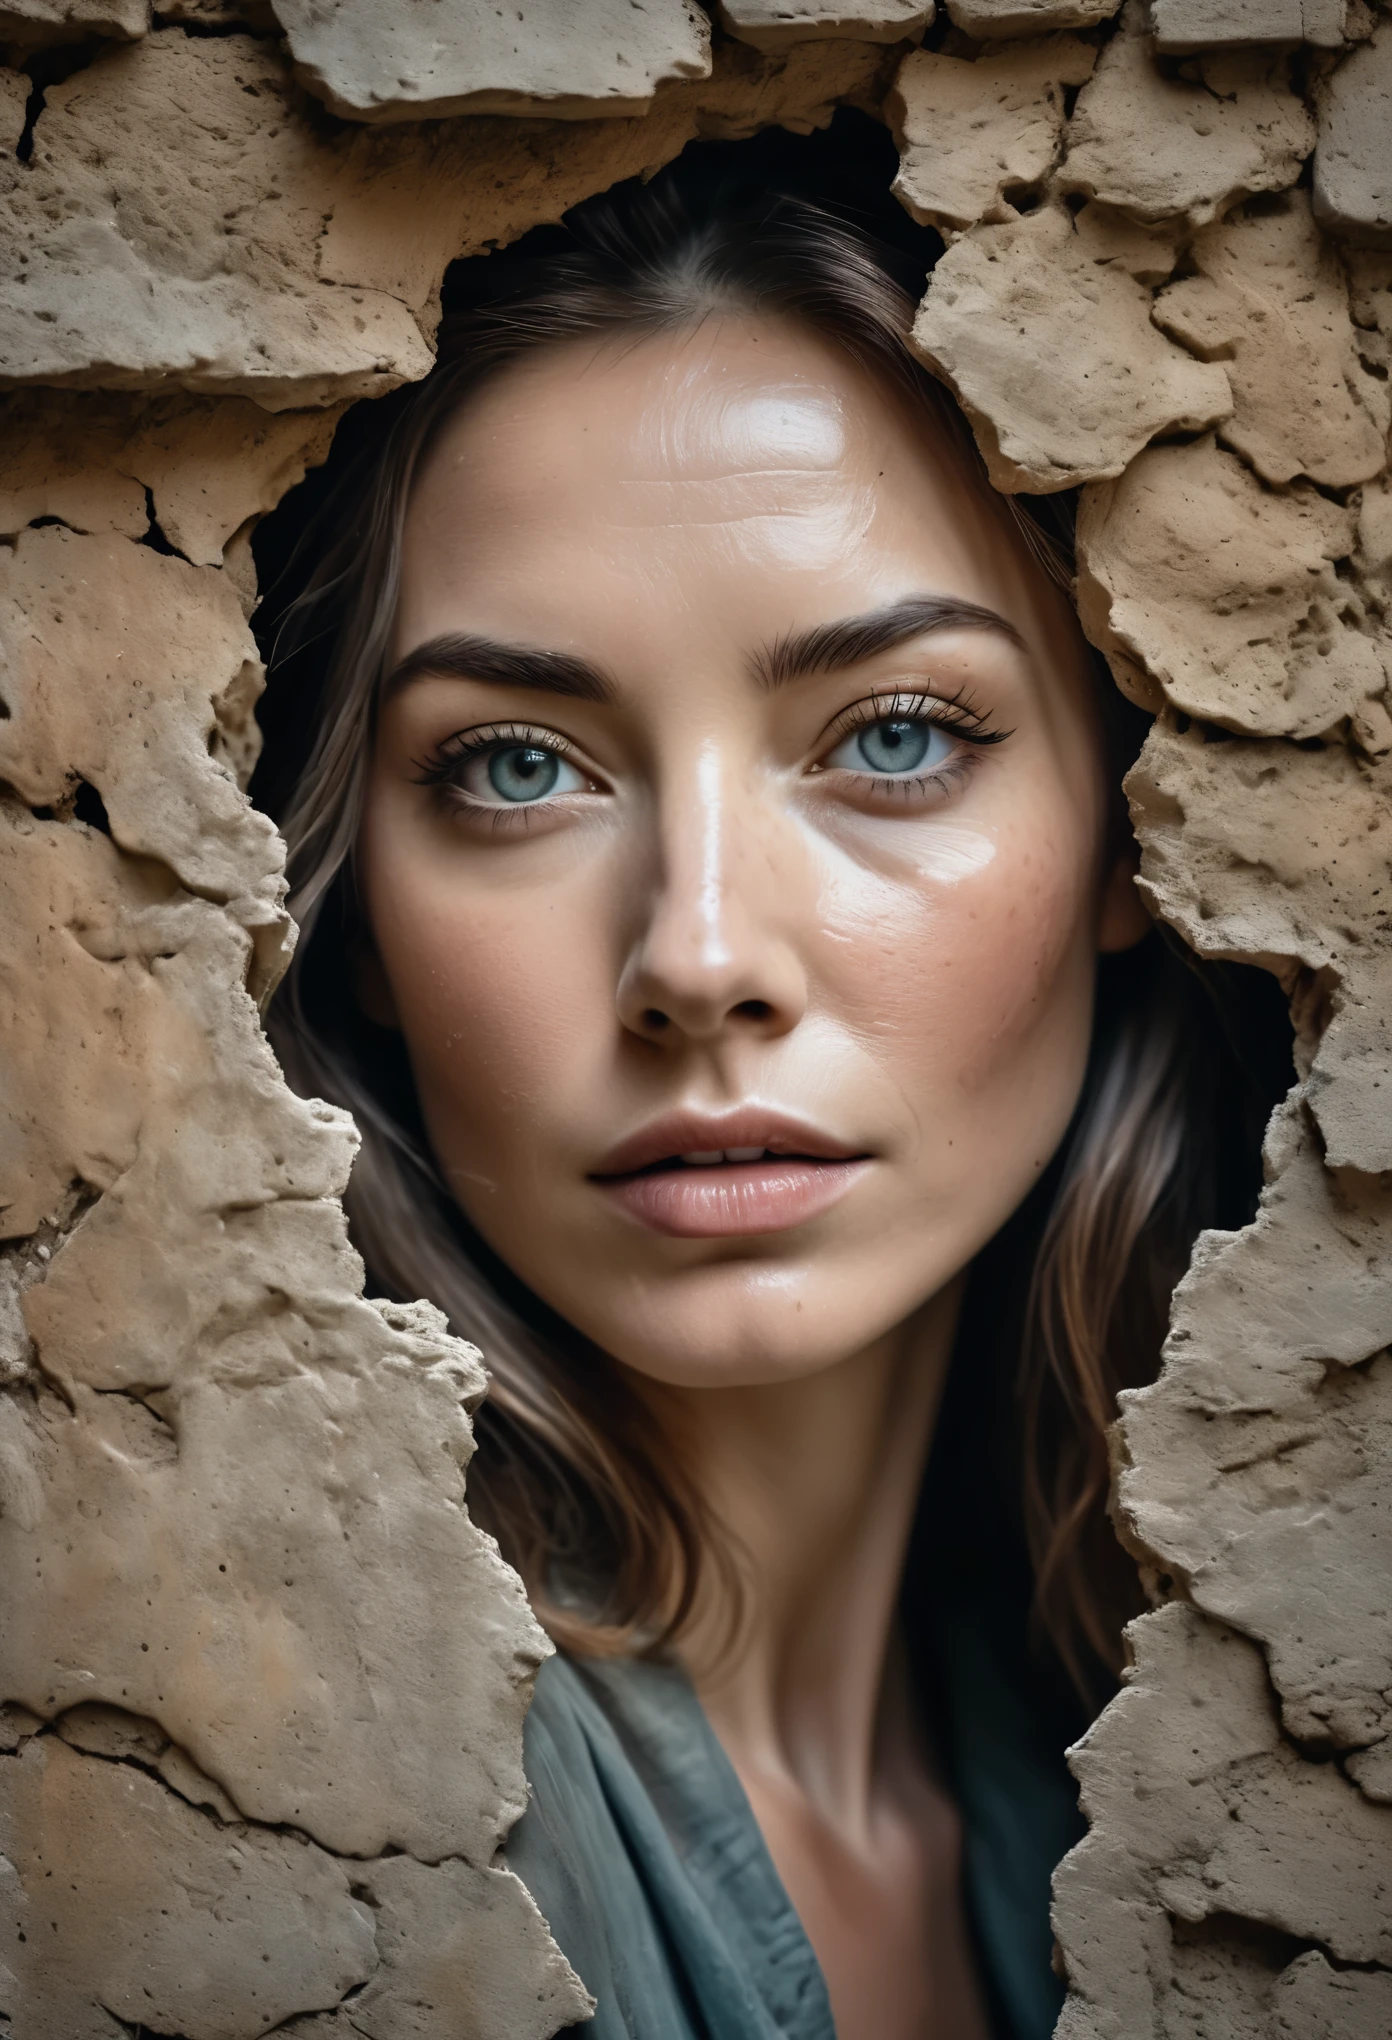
590, 1109, 867, 1180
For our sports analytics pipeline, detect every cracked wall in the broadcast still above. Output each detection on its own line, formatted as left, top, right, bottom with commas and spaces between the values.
0, 3, 1388, 2036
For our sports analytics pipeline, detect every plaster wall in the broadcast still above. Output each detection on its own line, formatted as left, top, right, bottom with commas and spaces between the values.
0, 4, 1387, 2035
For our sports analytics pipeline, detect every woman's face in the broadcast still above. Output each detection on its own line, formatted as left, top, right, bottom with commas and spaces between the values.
359, 318, 1146, 1389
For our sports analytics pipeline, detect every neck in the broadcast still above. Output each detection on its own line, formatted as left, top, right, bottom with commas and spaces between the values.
650, 1280, 963, 1839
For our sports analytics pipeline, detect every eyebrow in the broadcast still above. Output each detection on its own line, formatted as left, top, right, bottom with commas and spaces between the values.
383, 594, 1023, 708
753, 594, 1026, 691
383, 632, 615, 704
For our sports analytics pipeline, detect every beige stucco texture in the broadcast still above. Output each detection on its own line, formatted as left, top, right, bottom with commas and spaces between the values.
0, 2, 1389, 2035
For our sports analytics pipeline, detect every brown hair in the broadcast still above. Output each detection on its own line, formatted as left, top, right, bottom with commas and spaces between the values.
258, 161, 1285, 1700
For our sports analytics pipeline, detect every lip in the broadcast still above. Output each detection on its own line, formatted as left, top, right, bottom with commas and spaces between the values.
591, 1109, 871, 1239
593, 1108, 862, 1179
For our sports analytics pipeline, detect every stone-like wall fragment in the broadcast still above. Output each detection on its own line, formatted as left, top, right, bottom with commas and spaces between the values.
1077, 436, 1391, 739
1272, 1953, 1392, 2037
911, 201, 1230, 489
273, 0, 711, 125
1127, 707, 1392, 1187
0, 816, 175, 1241
317, 34, 893, 316
1059, 1, 1315, 226
0, 1731, 376, 2040
1314, 16, 1392, 244
0, 28, 894, 408
328, 1856, 595, 2040
0, 66, 26, 150
0, 393, 343, 564
946, 0, 1119, 33
0, 399, 147, 546
719, 0, 932, 47
1150, 0, 1351, 48
888, 36, 1096, 235
0, 33, 435, 409
1054, 1604, 1392, 2039
1115, 719, 1392, 1794
1112, 1101, 1392, 1775
0, 528, 285, 965
1348, 247, 1392, 379
0, 0, 148, 44
1153, 191, 1390, 487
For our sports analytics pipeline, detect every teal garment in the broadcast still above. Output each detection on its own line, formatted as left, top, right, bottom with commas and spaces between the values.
506, 1630, 1082, 2040
508, 1653, 835, 2040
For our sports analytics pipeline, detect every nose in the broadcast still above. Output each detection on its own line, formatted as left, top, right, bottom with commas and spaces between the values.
615, 742, 808, 1048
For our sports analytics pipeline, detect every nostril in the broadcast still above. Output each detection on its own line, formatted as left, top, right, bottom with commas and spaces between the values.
643, 1008, 670, 1032
734, 1000, 772, 1024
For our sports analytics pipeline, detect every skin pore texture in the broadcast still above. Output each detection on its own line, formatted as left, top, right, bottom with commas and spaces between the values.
358, 317, 1149, 2040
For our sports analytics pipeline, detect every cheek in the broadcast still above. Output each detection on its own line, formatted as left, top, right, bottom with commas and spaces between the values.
813, 808, 1097, 1126
362, 835, 612, 1172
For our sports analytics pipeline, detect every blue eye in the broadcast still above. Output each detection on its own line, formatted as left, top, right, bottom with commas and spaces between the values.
459, 741, 586, 805
489, 745, 560, 802
825, 717, 950, 777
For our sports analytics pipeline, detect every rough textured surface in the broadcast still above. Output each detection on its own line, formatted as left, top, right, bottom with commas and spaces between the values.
0, 392, 344, 564
946, 0, 1119, 31
1153, 190, 1390, 487
273, 0, 712, 125
1055, 1605, 1392, 2038
0, 528, 284, 982
2, 6, 1391, 2037
1113, 1101, 1392, 1775
1150, 0, 1352, 48
0, 0, 147, 43
1, 1732, 376, 2040
0, 66, 27, 150
0, 29, 893, 408
889, 36, 1096, 234
1314, 16, 1392, 243
911, 201, 1231, 489
720, 0, 933, 49
1076, 435, 1391, 738
1059, 2, 1315, 226
0, 32, 434, 408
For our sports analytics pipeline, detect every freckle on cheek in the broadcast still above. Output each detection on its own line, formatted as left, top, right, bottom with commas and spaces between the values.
823, 859, 1085, 1096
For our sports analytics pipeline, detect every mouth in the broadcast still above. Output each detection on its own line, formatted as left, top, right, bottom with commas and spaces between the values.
591, 1113, 871, 1239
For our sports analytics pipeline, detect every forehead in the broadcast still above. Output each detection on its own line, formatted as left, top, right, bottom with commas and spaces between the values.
416, 316, 885, 492
396, 317, 1057, 655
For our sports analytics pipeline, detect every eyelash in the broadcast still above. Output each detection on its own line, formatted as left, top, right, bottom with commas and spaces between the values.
411, 722, 576, 788
820, 687, 1009, 754
411, 692, 1013, 817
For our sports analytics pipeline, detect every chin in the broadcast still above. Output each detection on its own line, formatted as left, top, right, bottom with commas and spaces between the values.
578, 1264, 903, 1392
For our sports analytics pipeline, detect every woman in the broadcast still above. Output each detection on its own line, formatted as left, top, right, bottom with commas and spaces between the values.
257, 145, 1284, 2040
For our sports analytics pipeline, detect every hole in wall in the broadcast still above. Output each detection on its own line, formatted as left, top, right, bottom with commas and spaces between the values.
13, 39, 104, 164
138, 487, 181, 559
72, 780, 111, 835
235, 88, 1296, 1860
